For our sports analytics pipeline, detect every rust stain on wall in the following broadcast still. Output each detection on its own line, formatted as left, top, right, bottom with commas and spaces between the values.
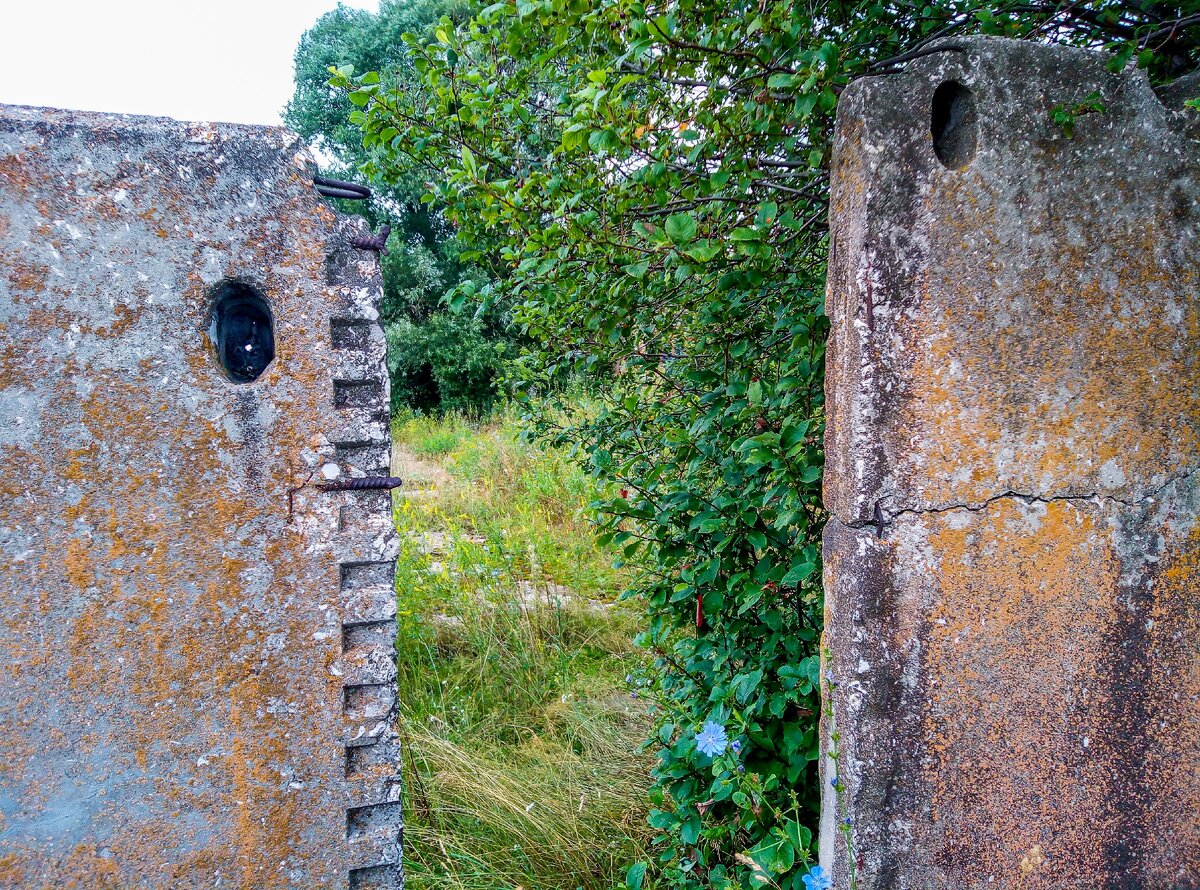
821, 39, 1200, 889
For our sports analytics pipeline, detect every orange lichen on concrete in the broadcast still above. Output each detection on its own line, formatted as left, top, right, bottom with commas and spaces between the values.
902, 217, 1200, 511
0, 104, 400, 887
821, 37, 1200, 890
916, 499, 1122, 886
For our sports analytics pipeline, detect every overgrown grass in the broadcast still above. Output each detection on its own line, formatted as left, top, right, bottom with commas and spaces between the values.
392, 407, 652, 890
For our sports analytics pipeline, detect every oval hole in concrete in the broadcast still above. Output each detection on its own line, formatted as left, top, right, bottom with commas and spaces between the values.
931, 81, 977, 169
211, 281, 275, 383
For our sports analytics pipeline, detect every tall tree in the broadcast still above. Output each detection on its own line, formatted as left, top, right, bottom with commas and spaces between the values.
332, 1, 1198, 887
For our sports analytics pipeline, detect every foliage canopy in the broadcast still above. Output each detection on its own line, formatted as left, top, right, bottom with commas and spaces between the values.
328, 1, 1198, 887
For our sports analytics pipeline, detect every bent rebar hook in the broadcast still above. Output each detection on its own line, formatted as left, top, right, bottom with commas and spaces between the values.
313, 176, 372, 201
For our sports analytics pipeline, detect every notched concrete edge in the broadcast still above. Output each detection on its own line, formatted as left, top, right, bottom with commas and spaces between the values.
323, 219, 405, 890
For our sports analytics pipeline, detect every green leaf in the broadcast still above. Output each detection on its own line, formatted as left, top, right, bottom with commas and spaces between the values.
782, 561, 817, 585
647, 810, 677, 830
626, 862, 648, 890
781, 422, 810, 451
680, 813, 701, 845
460, 145, 478, 178
622, 260, 650, 280
683, 240, 721, 263
784, 819, 812, 853
665, 213, 698, 244
588, 128, 620, 153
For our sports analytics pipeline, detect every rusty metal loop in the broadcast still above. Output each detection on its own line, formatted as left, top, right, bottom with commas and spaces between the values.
312, 176, 371, 200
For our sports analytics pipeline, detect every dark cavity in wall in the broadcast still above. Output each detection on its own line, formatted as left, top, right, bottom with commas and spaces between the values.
211, 280, 275, 383
931, 81, 977, 169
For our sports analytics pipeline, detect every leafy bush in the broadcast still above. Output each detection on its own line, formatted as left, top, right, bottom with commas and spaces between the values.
386, 313, 508, 414
334, 3, 1198, 887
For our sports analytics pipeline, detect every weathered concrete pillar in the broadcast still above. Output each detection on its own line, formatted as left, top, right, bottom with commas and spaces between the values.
821, 38, 1199, 889
0, 105, 403, 888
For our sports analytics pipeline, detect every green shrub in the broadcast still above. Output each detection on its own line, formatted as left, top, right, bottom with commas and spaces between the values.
386, 313, 508, 414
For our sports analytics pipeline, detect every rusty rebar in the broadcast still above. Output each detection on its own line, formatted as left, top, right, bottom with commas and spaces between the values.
317, 476, 404, 492
351, 224, 391, 255
313, 176, 371, 201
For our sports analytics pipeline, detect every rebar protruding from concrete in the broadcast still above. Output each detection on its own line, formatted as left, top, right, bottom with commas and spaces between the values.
313, 176, 371, 201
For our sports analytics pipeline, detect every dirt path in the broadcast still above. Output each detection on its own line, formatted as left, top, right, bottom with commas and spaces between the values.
391, 441, 452, 495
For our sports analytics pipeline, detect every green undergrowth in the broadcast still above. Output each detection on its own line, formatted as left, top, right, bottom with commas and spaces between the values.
392, 408, 653, 890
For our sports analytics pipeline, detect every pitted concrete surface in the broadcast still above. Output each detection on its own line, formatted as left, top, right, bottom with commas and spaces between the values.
821, 39, 1199, 889
0, 105, 402, 888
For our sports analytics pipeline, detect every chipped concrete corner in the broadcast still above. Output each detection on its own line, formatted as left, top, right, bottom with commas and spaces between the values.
821, 38, 1200, 889
0, 105, 402, 888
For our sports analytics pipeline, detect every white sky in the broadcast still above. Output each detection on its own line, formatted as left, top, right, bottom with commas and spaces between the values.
0, 0, 379, 126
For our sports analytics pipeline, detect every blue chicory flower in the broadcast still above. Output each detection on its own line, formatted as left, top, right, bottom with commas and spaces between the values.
694, 721, 728, 757
802, 864, 833, 890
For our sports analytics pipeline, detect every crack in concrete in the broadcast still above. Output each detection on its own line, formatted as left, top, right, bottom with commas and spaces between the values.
845, 465, 1200, 534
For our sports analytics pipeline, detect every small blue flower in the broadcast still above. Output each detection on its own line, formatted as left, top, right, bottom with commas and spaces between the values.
737, 764, 745, 773
625, 674, 633, 684
843, 816, 852, 826
802, 864, 833, 890
694, 721, 728, 757
830, 775, 839, 789
730, 739, 742, 754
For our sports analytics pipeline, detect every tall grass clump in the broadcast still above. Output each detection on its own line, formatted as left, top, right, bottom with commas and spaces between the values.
392, 408, 652, 890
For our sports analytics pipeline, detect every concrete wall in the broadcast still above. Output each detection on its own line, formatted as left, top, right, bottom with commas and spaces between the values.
0, 105, 402, 888
821, 38, 1199, 889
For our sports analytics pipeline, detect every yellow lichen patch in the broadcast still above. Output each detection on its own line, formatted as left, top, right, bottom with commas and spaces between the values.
64, 538, 95, 591
901, 184, 1200, 510
5, 259, 49, 295
0, 853, 23, 887
0, 151, 41, 199
917, 498, 1121, 887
